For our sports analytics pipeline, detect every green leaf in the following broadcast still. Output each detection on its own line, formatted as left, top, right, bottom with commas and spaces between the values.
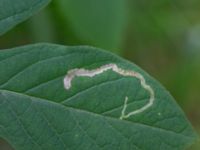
0, 43, 198, 150
0, 0, 51, 35
56, 0, 127, 52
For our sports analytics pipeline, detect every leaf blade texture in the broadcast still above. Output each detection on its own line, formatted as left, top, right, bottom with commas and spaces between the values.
0, 43, 198, 150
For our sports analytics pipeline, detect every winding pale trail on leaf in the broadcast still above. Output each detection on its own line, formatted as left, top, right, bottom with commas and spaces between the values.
63, 63, 155, 120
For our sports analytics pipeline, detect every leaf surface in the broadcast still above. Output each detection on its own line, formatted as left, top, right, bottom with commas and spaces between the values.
0, 0, 51, 35
0, 43, 198, 150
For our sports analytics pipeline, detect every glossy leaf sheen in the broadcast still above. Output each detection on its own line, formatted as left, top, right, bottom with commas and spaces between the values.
0, 43, 198, 150
0, 0, 51, 35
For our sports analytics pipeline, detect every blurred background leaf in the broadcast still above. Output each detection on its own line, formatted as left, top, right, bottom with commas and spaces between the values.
0, 0, 200, 149
0, 0, 51, 35
55, 0, 127, 53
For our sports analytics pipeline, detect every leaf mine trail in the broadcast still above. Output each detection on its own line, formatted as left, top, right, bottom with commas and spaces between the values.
63, 63, 155, 120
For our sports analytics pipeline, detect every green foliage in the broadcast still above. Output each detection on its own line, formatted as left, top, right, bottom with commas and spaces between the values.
0, 44, 198, 150
0, 0, 51, 35
0, 0, 199, 149
56, 0, 127, 52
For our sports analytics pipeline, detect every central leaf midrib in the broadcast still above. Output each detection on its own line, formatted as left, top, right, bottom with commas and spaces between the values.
0, 89, 193, 140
